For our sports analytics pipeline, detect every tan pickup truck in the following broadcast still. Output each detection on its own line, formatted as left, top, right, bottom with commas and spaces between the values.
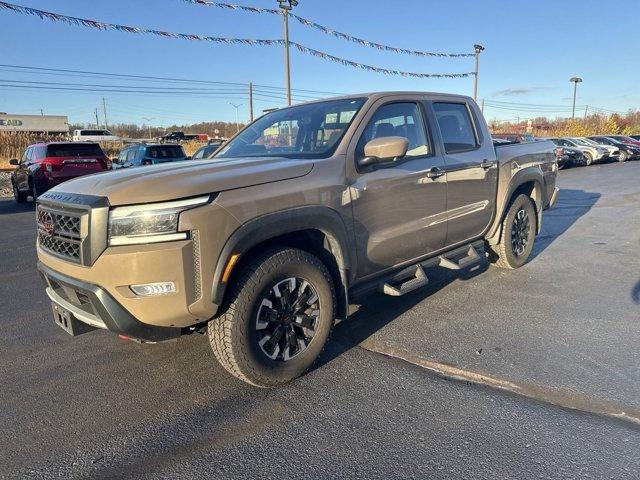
36, 92, 558, 387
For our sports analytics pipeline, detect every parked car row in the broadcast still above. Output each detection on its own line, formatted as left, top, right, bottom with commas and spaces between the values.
492, 133, 640, 169
8, 138, 227, 203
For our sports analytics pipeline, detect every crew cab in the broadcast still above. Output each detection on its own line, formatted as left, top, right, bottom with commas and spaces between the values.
10, 142, 110, 202
35, 92, 558, 387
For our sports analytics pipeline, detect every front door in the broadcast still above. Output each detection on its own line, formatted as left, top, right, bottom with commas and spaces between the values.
347, 100, 448, 279
430, 100, 497, 246
15, 146, 33, 191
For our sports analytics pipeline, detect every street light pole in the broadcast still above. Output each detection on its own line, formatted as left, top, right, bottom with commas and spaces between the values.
473, 44, 484, 101
570, 76, 583, 120
278, 0, 298, 106
229, 103, 242, 133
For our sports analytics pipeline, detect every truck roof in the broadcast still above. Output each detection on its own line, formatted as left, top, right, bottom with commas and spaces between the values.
298, 91, 475, 105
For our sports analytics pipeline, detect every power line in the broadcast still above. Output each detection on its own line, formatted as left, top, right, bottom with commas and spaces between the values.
0, 63, 343, 96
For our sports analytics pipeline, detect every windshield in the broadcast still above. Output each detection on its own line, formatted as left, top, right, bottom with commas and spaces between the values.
571, 138, 590, 146
581, 138, 599, 146
215, 98, 366, 159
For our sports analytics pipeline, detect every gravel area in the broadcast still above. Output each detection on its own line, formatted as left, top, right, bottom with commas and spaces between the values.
0, 172, 12, 198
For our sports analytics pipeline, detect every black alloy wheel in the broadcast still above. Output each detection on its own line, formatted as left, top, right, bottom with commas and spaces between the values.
255, 277, 320, 362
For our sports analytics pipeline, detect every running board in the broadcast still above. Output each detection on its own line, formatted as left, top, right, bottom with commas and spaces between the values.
438, 245, 481, 271
381, 265, 429, 297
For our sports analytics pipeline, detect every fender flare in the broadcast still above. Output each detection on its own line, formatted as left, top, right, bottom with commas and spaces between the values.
211, 206, 355, 308
486, 167, 546, 245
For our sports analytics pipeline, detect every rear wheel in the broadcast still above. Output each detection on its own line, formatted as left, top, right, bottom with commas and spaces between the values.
12, 180, 27, 203
208, 248, 335, 387
488, 194, 537, 269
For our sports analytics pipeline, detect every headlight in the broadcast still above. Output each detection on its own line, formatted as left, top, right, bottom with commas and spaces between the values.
108, 196, 210, 246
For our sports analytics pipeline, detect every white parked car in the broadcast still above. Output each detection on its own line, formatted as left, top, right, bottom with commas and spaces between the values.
72, 129, 120, 142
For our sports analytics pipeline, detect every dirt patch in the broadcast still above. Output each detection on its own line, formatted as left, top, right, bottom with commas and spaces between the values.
0, 172, 12, 198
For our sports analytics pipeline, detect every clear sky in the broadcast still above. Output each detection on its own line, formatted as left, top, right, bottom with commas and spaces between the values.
0, 0, 638, 126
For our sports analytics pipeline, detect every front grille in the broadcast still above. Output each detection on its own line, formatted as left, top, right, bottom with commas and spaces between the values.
37, 205, 83, 263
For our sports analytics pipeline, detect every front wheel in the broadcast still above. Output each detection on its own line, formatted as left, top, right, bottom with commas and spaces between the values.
208, 248, 336, 387
583, 152, 593, 166
619, 151, 628, 162
12, 180, 27, 203
487, 194, 537, 269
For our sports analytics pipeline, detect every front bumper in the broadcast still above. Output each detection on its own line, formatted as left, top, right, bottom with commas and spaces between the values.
39, 262, 182, 342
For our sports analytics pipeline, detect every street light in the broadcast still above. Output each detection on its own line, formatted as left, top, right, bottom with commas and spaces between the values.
570, 76, 583, 120
277, 0, 298, 106
473, 44, 484, 101
229, 103, 243, 133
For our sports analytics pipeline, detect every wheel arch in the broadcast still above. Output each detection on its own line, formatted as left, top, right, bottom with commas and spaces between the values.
486, 168, 544, 245
211, 206, 354, 320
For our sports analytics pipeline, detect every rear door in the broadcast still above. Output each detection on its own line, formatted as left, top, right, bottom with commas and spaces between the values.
428, 100, 497, 246
346, 97, 448, 279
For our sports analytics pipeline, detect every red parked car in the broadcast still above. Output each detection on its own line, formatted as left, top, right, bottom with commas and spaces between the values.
10, 142, 111, 203
608, 135, 640, 148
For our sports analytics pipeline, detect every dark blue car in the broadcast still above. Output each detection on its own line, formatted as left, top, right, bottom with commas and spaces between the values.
113, 143, 187, 169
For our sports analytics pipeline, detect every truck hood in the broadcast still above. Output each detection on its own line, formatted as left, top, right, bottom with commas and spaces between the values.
50, 156, 314, 206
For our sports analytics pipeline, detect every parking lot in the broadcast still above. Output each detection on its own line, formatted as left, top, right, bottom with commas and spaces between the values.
1, 160, 639, 478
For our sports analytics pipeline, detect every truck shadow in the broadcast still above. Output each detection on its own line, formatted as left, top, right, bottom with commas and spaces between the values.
530, 188, 600, 259
0, 198, 36, 214
316, 187, 600, 371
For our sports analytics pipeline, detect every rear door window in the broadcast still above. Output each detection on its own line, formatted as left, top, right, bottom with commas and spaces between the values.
433, 102, 478, 154
145, 145, 185, 159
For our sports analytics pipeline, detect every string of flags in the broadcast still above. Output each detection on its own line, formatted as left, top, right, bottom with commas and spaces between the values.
0, 1, 474, 79
181, 0, 475, 58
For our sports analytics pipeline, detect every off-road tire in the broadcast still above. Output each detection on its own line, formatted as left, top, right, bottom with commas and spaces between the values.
488, 194, 537, 269
208, 248, 336, 388
12, 180, 27, 203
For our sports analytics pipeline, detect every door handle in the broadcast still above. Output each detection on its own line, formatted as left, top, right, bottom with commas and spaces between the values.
481, 159, 495, 169
426, 167, 445, 179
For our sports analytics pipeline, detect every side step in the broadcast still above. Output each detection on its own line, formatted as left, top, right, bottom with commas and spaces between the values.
381, 265, 429, 297
438, 245, 481, 271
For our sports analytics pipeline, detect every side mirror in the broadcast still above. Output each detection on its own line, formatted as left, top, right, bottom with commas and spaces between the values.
357, 136, 409, 169
112, 158, 119, 164
9, 159, 19, 166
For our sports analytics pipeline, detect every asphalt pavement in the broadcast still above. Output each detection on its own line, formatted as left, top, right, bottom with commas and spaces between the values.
0, 161, 639, 479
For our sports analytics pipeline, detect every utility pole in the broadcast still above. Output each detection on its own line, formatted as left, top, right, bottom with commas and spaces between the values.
40, 108, 44, 116
95, 108, 100, 128
473, 44, 485, 101
229, 103, 243, 133
278, 1, 298, 106
102, 98, 109, 130
569, 77, 582, 120
249, 82, 254, 122
583, 105, 589, 120
142, 117, 154, 139
481, 99, 485, 113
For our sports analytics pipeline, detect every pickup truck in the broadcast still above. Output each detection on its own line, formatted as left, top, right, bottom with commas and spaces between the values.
160, 131, 208, 143
35, 92, 558, 387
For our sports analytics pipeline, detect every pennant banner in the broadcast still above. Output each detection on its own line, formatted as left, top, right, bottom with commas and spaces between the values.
181, 0, 474, 58
0, 2, 474, 79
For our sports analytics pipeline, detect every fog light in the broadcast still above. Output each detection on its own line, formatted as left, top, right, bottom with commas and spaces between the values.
130, 282, 176, 297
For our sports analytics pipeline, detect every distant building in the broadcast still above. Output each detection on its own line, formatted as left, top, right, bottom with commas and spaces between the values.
0, 114, 69, 133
